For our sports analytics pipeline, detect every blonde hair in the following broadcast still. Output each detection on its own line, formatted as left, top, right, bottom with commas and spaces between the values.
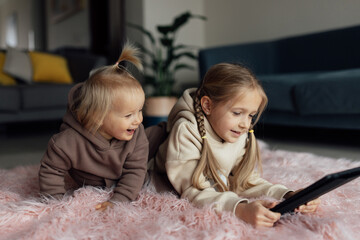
192, 63, 268, 193
71, 42, 144, 133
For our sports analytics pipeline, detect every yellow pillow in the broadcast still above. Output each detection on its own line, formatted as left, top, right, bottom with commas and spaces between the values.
0, 52, 17, 85
29, 51, 73, 84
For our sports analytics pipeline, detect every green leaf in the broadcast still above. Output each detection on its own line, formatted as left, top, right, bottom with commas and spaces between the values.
173, 63, 195, 72
191, 14, 207, 21
144, 75, 156, 84
160, 37, 173, 47
157, 25, 173, 35
173, 52, 197, 60
157, 11, 206, 35
157, 12, 190, 34
173, 44, 189, 51
171, 12, 192, 33
172, 12, 207, 33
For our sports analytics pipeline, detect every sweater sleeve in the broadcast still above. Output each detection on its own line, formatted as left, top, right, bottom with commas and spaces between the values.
238, 172, 291, 200
112, 125, 149, 202
165, 122, 247, 213
39, 137, 72, 198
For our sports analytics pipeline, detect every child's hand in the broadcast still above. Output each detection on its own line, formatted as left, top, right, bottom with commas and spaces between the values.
235, 200, 281, 228
95, 201, 114, 211
296, 198, 321, 213
284, 189, 321, 213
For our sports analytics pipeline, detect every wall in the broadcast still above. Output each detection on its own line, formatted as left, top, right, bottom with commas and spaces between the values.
45, 0, 90, 50
126, 0, 360, 88
204, 0, 360, 47
0, 0, 32, 49
0, 0, 90, 51
125, 0, 144, 45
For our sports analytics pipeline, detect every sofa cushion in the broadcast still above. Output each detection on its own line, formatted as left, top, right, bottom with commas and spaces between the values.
0, 86, 20, 112
20, 84, 73, 110
29, 51, 73, 84
294, 68, 360, 115
258, 72, 322, 113
0, 52, 17, 85
3, 48, 32, 84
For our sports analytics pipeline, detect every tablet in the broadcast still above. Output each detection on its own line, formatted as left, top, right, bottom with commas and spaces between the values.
270, 166, 360, 215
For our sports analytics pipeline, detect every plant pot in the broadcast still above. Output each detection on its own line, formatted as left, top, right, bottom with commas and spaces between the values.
143, 96, 177, 127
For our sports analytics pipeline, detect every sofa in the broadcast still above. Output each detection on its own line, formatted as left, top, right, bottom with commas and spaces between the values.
198, 25, 360, 130
0, 47, 107, 126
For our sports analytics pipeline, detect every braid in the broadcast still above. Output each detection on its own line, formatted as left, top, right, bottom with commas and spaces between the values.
192, 89, 229, 192
194, 90, 206, 138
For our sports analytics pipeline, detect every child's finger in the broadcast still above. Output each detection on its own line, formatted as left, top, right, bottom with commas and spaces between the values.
298, 203, 319, 213
103, 202, 113, 208
307, 198, 321, 206
295, 197, 321, 212
95, 201, 114, 211
304, 198, 320, 211
264, 210, 281, 222
259, 201, 281, 221
261, 200, 277, 209
95, 203, 107, 211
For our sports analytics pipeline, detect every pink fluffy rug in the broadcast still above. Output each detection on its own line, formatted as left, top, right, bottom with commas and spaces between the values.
1, 142, 359, 240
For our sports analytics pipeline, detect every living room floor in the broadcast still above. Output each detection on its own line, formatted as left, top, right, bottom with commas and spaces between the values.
0, 121, 359, 169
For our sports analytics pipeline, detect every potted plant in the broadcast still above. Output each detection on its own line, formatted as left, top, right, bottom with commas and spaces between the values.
128, 11, 206, 126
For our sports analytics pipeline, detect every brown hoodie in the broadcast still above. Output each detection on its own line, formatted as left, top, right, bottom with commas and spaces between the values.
39, 83, 149, 202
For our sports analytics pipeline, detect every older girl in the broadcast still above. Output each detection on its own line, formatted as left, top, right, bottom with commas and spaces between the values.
153, 63, 320, 227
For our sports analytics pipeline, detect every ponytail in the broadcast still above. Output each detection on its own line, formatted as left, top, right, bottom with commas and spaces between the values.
114, 42, 143, 73
230, 130, 262, 193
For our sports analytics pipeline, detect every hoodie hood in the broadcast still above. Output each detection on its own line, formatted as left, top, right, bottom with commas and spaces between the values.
167, 88, 222, 142
166, 88, 196, 131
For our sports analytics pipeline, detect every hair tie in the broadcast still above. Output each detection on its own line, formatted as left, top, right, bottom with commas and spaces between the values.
249, 130, 254, 133
117, 61, 130, 71
116, 62, 132, 75
201, 136, 207, 139
117, 62, 124, 69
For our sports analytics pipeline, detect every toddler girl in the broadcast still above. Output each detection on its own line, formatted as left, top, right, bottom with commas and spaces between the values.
39, 43, 148, 211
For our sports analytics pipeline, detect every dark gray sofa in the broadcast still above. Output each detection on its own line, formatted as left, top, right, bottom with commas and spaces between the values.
198, 25, 360, 130
0, 48, 106, 125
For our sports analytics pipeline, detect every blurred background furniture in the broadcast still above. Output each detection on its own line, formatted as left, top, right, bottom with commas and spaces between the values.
0, 47, 106, 126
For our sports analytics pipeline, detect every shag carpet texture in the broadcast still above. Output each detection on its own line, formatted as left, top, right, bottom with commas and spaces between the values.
0, 141, 359, 240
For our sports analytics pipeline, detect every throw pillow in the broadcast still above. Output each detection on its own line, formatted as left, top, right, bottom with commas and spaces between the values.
29, 51, 73, 84
0, 52, 17, 85
3, 47, 33, 84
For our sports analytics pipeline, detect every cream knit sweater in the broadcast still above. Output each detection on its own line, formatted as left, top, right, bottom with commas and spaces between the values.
155, 88, 290, 214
